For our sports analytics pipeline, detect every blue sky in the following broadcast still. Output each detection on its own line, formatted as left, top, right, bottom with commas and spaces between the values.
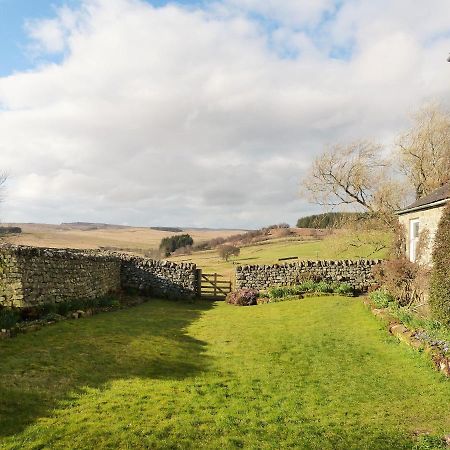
0, 0, 449, 227
0, 0, 206, 76
0, 0, 77, 75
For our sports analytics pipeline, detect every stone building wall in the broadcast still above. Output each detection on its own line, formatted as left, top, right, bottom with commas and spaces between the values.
398, 205, 445, 265
0, 245, 198, 308
236, 259, 382, 292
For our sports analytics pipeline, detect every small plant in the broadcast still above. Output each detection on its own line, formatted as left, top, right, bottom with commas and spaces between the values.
226, 289, 259, 306
315, 281, 333, 293
268, 286, 287, 299
0, 307, 19, 330
298, 280, 317, 292
369, 289, 395, 308
333, 282, 354, 296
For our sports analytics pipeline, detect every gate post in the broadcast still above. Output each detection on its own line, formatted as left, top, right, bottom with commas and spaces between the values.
196, 268, 202, 298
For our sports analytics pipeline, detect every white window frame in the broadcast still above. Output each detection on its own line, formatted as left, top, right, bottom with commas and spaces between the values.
409, 218, 420, 262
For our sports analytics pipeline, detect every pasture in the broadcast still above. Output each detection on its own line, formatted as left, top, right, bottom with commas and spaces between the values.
1, 297, 448, 449
3, 223, 243, 252
168, 233, 389, 278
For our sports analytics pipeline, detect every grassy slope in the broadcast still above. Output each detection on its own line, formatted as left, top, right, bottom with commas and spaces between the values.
169, 234, 389, 278
1, 297, 449, 449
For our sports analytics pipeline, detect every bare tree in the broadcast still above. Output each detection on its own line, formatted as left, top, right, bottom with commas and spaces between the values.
302, 140, 404, 226
396, 104, 450, 199
218, 244, 240, 262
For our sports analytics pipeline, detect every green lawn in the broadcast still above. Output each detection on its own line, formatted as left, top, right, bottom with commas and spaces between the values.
1, 297, 449, 449
168, 233, 389, 278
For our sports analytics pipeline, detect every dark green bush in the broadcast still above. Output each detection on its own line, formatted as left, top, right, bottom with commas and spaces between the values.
160, 234, 194, 257
0, 308, 19, 329
429, 202, 450, 325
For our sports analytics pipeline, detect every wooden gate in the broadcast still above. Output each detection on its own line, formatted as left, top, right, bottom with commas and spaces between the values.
197, 270, 232, 300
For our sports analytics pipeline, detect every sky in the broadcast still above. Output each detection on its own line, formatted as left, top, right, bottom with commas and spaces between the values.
0, 0, 450, 228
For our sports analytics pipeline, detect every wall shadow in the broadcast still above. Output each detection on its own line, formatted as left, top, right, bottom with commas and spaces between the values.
0, 298, 215, 437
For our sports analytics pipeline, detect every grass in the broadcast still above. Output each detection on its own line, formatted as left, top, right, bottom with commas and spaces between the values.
169, 233, 389, 278
1, 297, 449, 449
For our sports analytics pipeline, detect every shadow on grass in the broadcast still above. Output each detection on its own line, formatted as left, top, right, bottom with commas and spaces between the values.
0, 298, 215, 437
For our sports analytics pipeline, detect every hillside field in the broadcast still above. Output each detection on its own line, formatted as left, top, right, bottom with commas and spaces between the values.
168, 232, 390, 279
1, 223, 244, 252
2, 223, 390, 280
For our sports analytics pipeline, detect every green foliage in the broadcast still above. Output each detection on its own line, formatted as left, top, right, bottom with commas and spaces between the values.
429, 202, 450, 325
387, 303, 450, 344
160, 234, 194, 256
333, 282, 354, 296
266, 281, 354, 301
369, 289, 395, 309
315, 281, 333, 293
0, 308, 19, 329
15, 296, 123, 325
413, 434, 447, 450
296, 212, 365, 229
298, 279, 317, 292
1, 298, 449, 449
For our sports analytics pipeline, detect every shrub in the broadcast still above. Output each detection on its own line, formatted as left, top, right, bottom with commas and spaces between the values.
429, 202, 450, 325
268, 286, 287, 299
0, 307, 19, 329
372, 257, 429, 307
298, 280, 317, 292
369, 289, 395, 308
226, 289, 259, 306
333, 282, 354, 296
315, 281, 333, 293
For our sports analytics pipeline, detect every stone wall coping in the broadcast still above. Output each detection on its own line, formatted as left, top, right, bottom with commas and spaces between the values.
0, 244, 196, 270
236, 258, 383, 272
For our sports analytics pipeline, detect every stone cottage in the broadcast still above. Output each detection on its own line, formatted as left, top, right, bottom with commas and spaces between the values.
397, 183, 450, 264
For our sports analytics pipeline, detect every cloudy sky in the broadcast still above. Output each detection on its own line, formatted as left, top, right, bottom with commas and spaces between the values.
0, 0, 449, 228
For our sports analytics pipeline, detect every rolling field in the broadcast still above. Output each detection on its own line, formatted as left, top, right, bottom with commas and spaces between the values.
2, 223, 244, 252
168, 233, 390, 279
2, 223, 390, 280
1, 297, 448, 449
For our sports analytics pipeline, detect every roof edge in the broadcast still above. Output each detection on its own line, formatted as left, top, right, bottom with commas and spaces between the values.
396, 198, 449, 216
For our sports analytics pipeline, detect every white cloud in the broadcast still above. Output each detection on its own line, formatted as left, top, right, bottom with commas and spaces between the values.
1, 0, 450, 228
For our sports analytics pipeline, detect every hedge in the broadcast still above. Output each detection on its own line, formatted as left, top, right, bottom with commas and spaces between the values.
429, 202, 450, 325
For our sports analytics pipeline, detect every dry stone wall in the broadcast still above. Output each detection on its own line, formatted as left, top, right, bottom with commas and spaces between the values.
0, 245, 197, 308
0, 246, 121, 307
120, 255, 197, 299
236, 259, 382, 292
